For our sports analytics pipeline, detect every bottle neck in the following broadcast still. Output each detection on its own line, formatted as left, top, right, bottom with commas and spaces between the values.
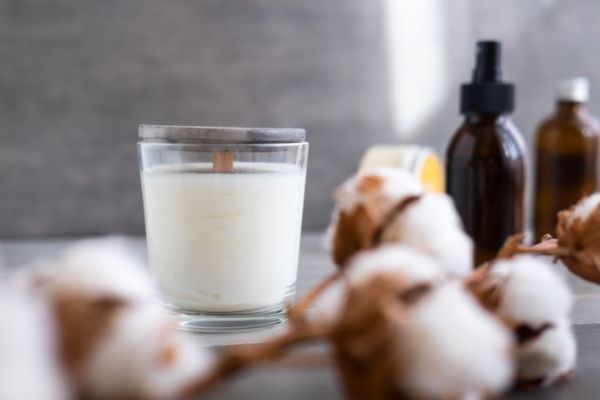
464, 113, 509, 124
556, 100, 585, 117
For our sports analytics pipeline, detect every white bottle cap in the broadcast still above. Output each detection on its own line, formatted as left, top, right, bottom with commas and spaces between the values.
557, 77, 590, 102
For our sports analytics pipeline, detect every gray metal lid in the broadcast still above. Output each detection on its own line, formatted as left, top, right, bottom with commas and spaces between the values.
139, 125, 306, 143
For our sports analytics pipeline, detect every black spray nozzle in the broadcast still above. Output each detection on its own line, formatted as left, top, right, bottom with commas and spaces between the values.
460, 40, 514, 114
472, 41, 503, 83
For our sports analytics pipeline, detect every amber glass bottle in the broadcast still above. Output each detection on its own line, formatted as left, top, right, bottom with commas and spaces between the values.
534, 78, 599, 241
446, 41, 527, 266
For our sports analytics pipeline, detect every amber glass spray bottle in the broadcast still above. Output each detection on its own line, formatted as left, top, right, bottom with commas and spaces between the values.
534, 78, 599, 240
446, 41, 527, 266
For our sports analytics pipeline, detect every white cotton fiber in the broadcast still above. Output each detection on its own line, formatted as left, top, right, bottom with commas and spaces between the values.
334, 167, 423, 213
345, 245, 446, 288
82, 304, 213, 399
381, 194, 473, 277
0, 287, 70, 400
516, 319, 576, 386
35, 237, 156, 304
490, 255, 572, 327
480, 255, 576, 387
396, 283, 513, 399
311, 279, 349, 327
312, 245, 446, 331
22, 238, 214, 399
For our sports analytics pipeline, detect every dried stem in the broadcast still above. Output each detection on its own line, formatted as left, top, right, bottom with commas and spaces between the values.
182, 322, 329, 398
514, 244, 572, 258
269, 351, 332, 368
494, 234, 572, 260
287, 271, 343, 325
496, 233, 526, 259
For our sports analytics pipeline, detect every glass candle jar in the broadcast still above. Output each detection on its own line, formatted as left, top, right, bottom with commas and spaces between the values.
138, 126, 308, 332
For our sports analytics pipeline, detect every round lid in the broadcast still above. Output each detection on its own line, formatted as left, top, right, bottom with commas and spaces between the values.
557, 77, 589, 102
139, 125, 306, 143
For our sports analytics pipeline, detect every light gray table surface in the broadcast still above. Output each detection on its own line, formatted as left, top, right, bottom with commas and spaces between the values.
2, 232, 600, 399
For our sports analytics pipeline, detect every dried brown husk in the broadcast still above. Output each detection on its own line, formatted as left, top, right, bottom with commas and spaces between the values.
330, 274, 435, 400
332, 202, 382, 268
555, 205, 600, 283
464, 263, 506, 314
50, 292, 129, 397
332, 175, 388, 267
331, 179, 421, 269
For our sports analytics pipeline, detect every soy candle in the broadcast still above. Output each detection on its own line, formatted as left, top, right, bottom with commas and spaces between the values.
138, 126, 308, 332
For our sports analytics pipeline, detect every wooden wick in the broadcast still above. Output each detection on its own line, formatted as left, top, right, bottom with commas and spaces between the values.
212, 150, 234, 173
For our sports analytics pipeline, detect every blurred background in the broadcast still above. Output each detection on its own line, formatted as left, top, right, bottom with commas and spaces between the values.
1, 0, 599, 236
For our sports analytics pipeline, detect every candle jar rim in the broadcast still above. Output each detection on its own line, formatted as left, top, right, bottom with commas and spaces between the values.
139, 125, 306, 144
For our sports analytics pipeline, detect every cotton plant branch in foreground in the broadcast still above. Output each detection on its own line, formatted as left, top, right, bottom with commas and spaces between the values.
500, 193, 600, 284
3, 167, 597, 400
189, 246, 514, 400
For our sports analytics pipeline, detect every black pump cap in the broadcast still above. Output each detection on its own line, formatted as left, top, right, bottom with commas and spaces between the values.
460, 41, 514, 114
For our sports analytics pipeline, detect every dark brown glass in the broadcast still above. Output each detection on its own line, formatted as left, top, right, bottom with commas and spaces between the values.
534, 101, 599, 241
446, 114, 527, 266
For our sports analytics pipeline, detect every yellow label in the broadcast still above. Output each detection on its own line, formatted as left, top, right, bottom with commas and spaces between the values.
359, 145, 444, 193
418, 153, 445, 193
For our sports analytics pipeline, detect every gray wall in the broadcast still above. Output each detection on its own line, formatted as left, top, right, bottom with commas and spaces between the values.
2, 0, 600, 236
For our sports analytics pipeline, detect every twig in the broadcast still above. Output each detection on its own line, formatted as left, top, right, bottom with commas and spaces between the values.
287, 271, 343, 325
181, 322, 329, 398
514, 244, 572, 258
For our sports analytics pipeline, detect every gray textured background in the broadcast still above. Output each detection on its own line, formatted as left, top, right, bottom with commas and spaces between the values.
1, 0, 600, 236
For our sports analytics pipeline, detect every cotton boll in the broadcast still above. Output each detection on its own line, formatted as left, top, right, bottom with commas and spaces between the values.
488, 255, 572, 328
26, 239, 213, 399
25, 238, 195, 397
82, 305, 213, 399
0, 287, 70, 400
554, 193, 600, 284
466, 255, 576, 388
345, 245, 446, 288
380, 194, 474, 277
330, 270, 511, 399
516, 320, 576, 386
35, 238, 155, 305
334, 167, 423, 213
330, 169, 423, 266
396, 283, 514, 399
320, 238, 446, 328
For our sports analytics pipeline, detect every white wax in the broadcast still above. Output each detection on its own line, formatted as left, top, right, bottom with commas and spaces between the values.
141, 163, 305, 312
